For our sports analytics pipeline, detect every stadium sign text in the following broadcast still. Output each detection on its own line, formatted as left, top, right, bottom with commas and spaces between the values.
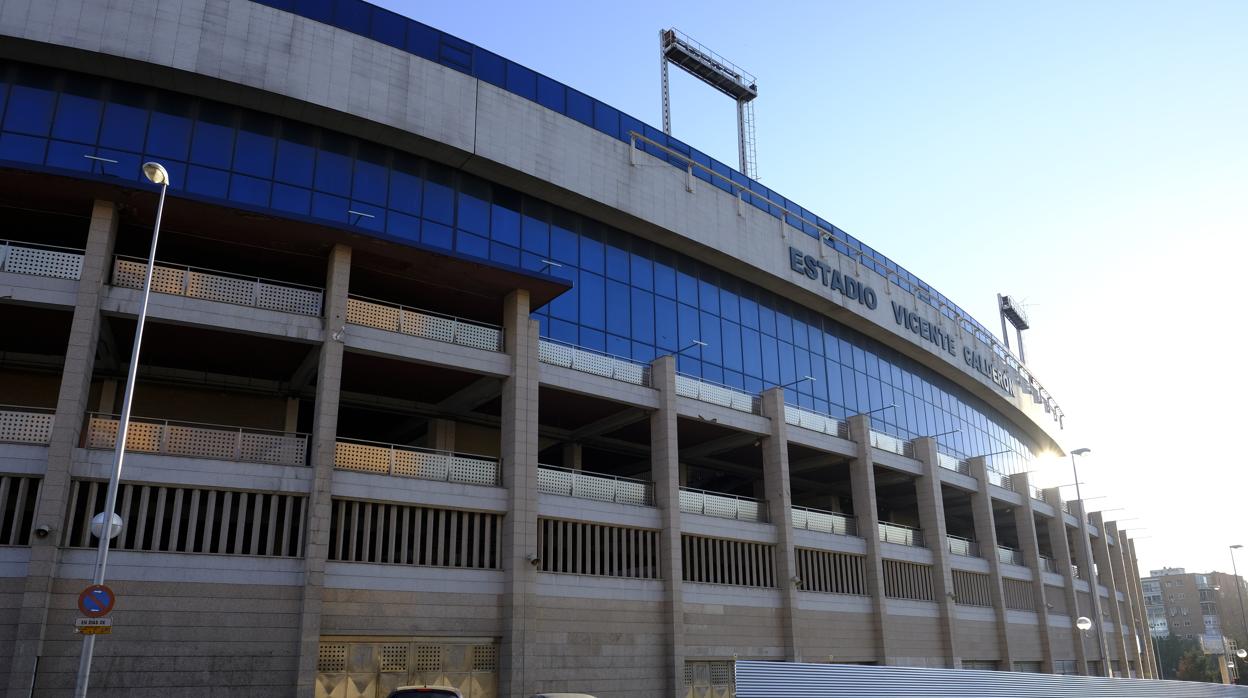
788, 247, 878, 310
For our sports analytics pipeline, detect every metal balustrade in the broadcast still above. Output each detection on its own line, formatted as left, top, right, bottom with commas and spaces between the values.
112, 256, 323, 316
0, 239, 84, 279
790, 506, 857, 537
673, 373, 759, 414
345, 295, 504, 352
870, 430, 910, 457
0, 405, 54, 445
84, 414, 308, 467
986, 468, 1011, 488
1040, 555, 1058, 574
536, 465, 654, 506
997, 545, 1025, 566
1061, 501, 1072, 514
537, 338, 650, 386
334, 438, 500, 487
936, 451, 969, 475
878, 521, 925, 548
947, 534, 979, 557
1030, 484, 1046, 502
783, 404, 847, 438
679, 486, 767, 522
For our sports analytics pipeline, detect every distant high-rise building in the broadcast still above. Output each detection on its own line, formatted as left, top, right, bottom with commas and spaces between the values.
1142, 568, 1248, 646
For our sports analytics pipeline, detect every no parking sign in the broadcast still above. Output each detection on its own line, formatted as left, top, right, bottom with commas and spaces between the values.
77, 584, 115, 618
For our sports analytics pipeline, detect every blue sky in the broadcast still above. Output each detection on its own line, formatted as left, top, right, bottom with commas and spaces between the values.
375, 0, 1248, 574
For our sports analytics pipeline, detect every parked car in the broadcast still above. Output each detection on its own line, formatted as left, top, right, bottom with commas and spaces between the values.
385, 687, 462, 698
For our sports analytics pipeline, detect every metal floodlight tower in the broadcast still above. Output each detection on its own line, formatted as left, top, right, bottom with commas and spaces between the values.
997, 293, 1030, 364
659, 28, 759, 179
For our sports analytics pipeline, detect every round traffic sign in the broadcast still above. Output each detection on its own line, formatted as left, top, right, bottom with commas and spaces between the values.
77, 584, 115, 618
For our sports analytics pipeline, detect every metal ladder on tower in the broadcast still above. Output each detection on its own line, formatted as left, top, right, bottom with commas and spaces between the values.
738, 98, 758, 180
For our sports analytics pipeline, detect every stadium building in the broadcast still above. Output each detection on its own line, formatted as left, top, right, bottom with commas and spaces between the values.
0, 1, 1156, 695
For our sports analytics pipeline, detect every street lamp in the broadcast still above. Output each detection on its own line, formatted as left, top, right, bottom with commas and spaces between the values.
74, 162, 170, 698
1069, 447, 1111, 677
1230, 544, 1248, 682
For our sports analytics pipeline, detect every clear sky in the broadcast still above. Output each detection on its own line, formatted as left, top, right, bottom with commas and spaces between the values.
373, 0, 1248, 575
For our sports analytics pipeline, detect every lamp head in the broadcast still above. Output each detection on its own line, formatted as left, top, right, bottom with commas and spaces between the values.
142, 161, 170, 186
1075, 616, 1093, 631
1238, 649, 1247, 659
1071, 448, 1091, 456
1232, 544, 1244, 550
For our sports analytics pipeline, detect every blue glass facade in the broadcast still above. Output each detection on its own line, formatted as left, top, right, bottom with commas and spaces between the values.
0, 61, 1037, 471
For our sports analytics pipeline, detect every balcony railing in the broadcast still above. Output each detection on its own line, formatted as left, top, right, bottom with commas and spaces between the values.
870, 431, 910, 457
878, 521, 925, 548
1040, 555, 1058, 574
936, 451, 969, 475
537, 338, 650, 386
997, 546, 1025, 566
985, 468, 1010, 488
0, 239, 84, 280
1029, 484, 1046, 502
345, 295, 503, 352
0, 405, 55, 445
113, 256, 323, 316
679, 486, 767, 522
1061, 501, 1072, 514
85, 414, 307, 467
537, 465, 653, 506
790, 506, 857, 536
947, 534, 978, 557
783, 404, 847, 438
674, 373, 759, 414
334, 438, 499, 487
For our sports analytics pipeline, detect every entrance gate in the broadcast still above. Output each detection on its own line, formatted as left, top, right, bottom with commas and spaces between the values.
316, 637, 498, 698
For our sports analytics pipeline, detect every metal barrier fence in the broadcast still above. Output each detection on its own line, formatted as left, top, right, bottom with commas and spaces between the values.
0, 405, 54, 445
790, 506, 857, 537
783, 404, 847, 438
1040, 555, 1058, 574
536, 465, 653, 506
870, 431, 910, 457
333, 439, 499, 487
345, 295, 503, 352
878, 521, 925, 548
947, 534, 979, 557
998, 545, 1025, 566
674, 373, 759, 414
937, 451, 970, 474
85, 414, 308, 466
1030, 484, 1046, 502
679, 487, 767, 522
113, 256, 323, 316
0, 474, 40, 546
537, 338, 650, 386
0, 239, 83, 279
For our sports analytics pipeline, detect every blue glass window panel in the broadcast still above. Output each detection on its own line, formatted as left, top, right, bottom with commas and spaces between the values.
823, 332, 840, 362
490, 241, 519, 267
775, 312, 793, 344
145, 111, 191, 160
310, 192, 349, 222
231, 113, 275, 178
654, 296, 677, 351
186, 165, 229, 198
758, 304, 776, 337
606, 334, 630, 359
630, 253, 652, 290
702, 364, 724, 385
676, 354, 699, 376
865, 353, 880, 378
294, 0, 332, 22
421, 221, 452, 250
0, 133, 46, 163
739, 296, 759, 329
677, 303, 699, 352
791, 318, 808, 349
723, 369, 744, 391
856, 372, 870, 413
718, 287, 739, 323
566, 89, 593, 126
620, 114, 644, 144
275, 136, 315, 187
676, 270, 697, 306
474, 49, 506, 88
580, 327, 606, 352
455, 230, 488, 259
641, 123, 666, 159
313, 136, 351, 195
741, 327, 762, 378
852, 345, 867, 373
550, 224, 577, 265
579, 231, 604, 274
699, 311, 722, 365
579, 271, 605, 330
228, 174, 271, 208
549, 318, 577, 345
0, 83, 6, 128
807, 356, 828, 401
547, 270, 577, 323
721, 320, 742, 372
95, 148, 141, 181
606, 280, 629, 336
51, 93, 101, 143
632, 342, 656, 365
369, 8, 406, 49
630, 288, 654, 343
3, 85, 55, 136
653, 258, 675, 298
352, 155, 387, 206
698, 279, 719, 315
46, 140, 94, 171
438, 35, 474, 73
348, 201, 385, 232
490, 202, 520, 246
99, 85, 147, 152
331, 0, 370, 34
422, 179, 454, 226
505, 62, 537, 101
841, 366, 858, 412
824, 362, 843, 406
520, 214, 548, 255
405, 22, 439, 61
190, 121, 234, 171
778, 341, 796, 385
605, 240, 628, 282
388, 160, 422, 215
154, 160, 186, 191
760, 335, 780, 384
385, 210, 420, 244
592, 101, 620, 139
536, 75, 565, 113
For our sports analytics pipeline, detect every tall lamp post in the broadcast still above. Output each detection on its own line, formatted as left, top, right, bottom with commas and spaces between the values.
1070, 447, 1111, 677
1230, 545, 1248, 683
73, 162, 170, 698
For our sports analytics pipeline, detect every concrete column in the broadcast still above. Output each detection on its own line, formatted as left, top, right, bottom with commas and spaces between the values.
967, 458, 1012, 669
1119, 533, 1155, 679
98, 379, 118, 413
561, 442, 583, 470
499, 290, 540, 698
911, 437, 958, 668
649, 355, 685, 698
294, 243, 351, 697
1070, 500, 1107, 676
847, 415, 888, 664
284, 397, 300, 433
1127, 539, 1158, 679
429, 418, 456, 452
1090, 512, 1129, 676
1043, 487, 1088, 674
1105, 521, 1144, 677
5, 201, 117, 697
1011, 473, 1056, 673
759, 388, 799, 661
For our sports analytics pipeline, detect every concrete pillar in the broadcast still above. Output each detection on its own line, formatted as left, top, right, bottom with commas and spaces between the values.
429, 418, 456, 452
284, 397, 300, 433
1090, 512, 1129, 676
294, 243, 351, 697
5, 201, 118, 697
910, 437, 958, 668
561, 442, 583, 470
1127, 539, 1158, 678
1043, 487, 1088, 674
98, 379, 118, 413
1070, 500, 1107, 676
1105, 521, 1144, 677
1119, 533, 1155, 679
759, 388, 799, 661
498, 290, 540, 698
649, 355, 685, 698
847, 415, 888, 664
1011, 473, 1056, 673
967, 458, 1012, 669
